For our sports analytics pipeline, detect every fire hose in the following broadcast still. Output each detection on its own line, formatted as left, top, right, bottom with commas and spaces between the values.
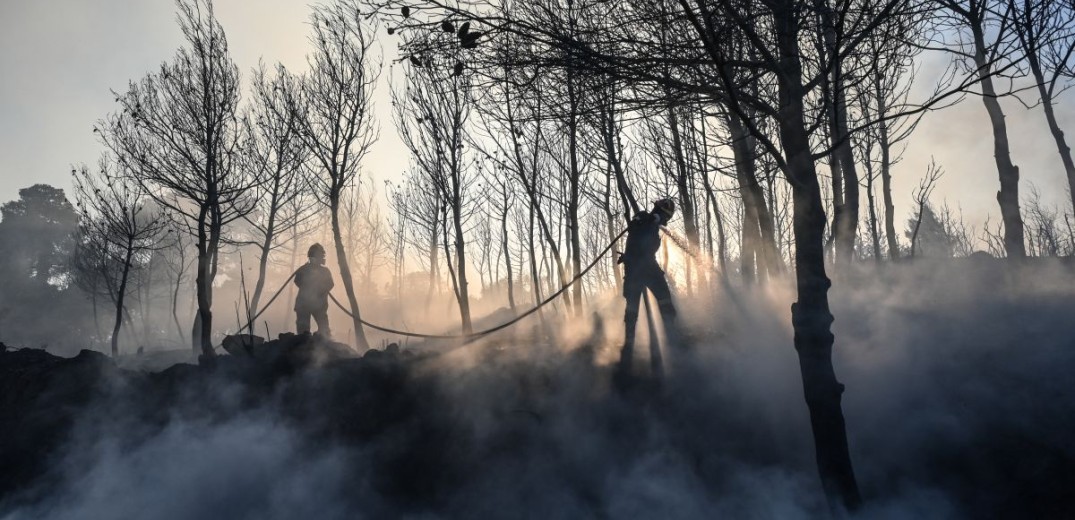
329, 227, 628, 340
240, 227, 628, 342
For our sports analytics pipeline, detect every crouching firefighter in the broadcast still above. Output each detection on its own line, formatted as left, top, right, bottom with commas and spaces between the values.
294, 243, 334, 337
617, 198, 681, 373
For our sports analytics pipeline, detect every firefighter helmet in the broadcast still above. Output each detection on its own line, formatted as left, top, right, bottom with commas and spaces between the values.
653, 198, 676, 221
308, 243, 326, 259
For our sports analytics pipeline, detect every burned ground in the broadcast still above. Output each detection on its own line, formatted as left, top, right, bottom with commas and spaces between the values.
1, 259, 1074, 519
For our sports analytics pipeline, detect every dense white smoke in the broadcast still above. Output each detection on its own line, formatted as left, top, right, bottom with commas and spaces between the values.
3, 258, 1073, 519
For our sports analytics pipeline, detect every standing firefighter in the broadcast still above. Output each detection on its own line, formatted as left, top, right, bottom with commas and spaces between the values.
618, 198, 680, 372
294, 243, 334, 337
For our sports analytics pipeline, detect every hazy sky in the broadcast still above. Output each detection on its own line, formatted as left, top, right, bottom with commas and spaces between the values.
0, 0, 406, 205
2, 0, 1073, 239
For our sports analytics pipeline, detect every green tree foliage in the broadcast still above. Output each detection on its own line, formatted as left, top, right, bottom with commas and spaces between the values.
906, 204, 955, 258
0, 184, 78, 286
0, 185, 92, 351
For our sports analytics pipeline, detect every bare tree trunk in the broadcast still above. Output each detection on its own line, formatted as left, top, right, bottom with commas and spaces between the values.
528, 196, 543, 310
876, 75, 900, 259
865, 154, 882, 263
500, 203, 517, 311
1027, 59, 1075, 213
819, 3, 859, 267
727, 112, 782, 279
140, 257, 154, 347
833, 85, 860, 266
194, 206, 216, 359
713, 191, 728, 277
330, 194, 371, 351
601, 160, 624, 293
728, 114, 761, 283
91, 290, 102, 346
601, 102, 639, 216
505, 88, 573, 309
972, 23, 1026, 257
440, 208, 463, 322
284, 229, 299, 324
667, 106, 701, 254
395, 213, 406, 313
111, 243, 134, 357
425, 198, 441, 311
567, 74, 584, 316
248, 190, 280, 318
248, 234, 273, 330
824, 82, 845, 255
171, 265, 185, 344
775, 6, 861, 511
698, 145, 726, 278
451, 193, 473, 333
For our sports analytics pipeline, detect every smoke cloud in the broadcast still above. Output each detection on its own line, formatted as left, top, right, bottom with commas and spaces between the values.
2, 258, 1073, 519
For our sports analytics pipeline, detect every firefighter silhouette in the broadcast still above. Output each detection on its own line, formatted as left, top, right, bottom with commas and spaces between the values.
617, 198, 680, 373
293, 243, 334, 337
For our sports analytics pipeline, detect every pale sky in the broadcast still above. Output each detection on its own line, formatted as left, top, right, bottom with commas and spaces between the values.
2, 0, 1073, 241
0, 0, 408, 206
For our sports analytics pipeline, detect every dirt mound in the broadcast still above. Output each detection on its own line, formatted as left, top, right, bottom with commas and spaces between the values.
0, 347, 117, 496
0, 336, 422, 507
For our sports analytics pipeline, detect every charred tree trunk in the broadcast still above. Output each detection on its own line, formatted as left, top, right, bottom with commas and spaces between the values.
527, 193, 543, 311
697, 144, 726, 277
91, 289, 102, 346
1025, 54, 1075, 213
774, 5, 862, 511
330, 191, 371, 351
727, 112, 781, 281
833, 86, 860, 266
667, 105, 701, 254
567, 74, 584, 316
816, 3, 859, 267
171, 264, 185, 345
284, 230, 299, 323
248, 230, 274, 329
865, 156, 882, 263
972, 23, 1026, 257
450, 186, 473, 333
249, 175, 282, 317
111, 241, 134, 357
506, 97, 573, 311
713, 190, 728, 277
864, 153, 881, 262
875, 76, 900, 259
500, 201, 517, 311
193, 206, 215, 359
426, 199, 441, 311
728, 113, 761, 283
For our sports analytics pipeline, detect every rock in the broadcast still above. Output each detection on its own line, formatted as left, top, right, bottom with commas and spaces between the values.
245, 333, 353, 374
221, 334, 265, 357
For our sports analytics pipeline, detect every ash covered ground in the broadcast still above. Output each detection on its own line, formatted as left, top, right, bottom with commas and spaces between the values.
2, 258, 1074, 519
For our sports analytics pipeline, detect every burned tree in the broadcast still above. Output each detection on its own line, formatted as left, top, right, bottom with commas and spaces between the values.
393, 50, 478, 333
1010, 0, 1075, 213
98, 0, 252, 358
389, 174, 444, 310
469, 41, 575, 312
908, 159, 945, 258
292, 0, 380, 350
241, 62, 315, 321
850, 11, 926, 260
933, 0, 1027, 257
73, 160, 169, 357
340, 181, 392, 297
